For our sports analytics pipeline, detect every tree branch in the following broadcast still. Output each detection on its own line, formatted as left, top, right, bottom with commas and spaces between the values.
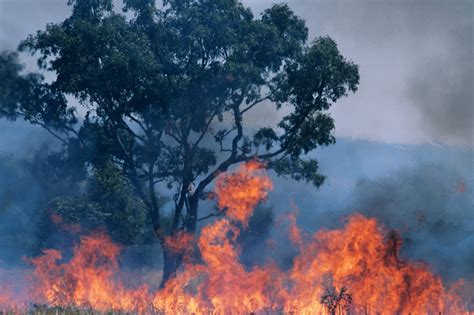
193, 90, 246, 198
127, 113, 148, 136
191, 110, 217, 154
240, 94, 271, 115
196, 211, 224, 222
31, 121, 69, 145
118, 118, 147, 143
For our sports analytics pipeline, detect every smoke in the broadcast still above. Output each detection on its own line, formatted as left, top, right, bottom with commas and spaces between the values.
0, 147, 64, 265
397, 0, 474, 147
407, 28, 473, 147
245, 0, 474, 147
248, 141, 474, 285
0, 155, 41, 264
0, 120, 54, 264
348, 162, 474, 283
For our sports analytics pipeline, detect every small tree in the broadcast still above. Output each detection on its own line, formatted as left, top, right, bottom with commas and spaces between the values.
48, 162, 153, 245
0, 0, 359, 284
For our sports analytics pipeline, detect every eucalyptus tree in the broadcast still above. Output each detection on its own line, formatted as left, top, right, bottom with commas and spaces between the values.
0, 0, 359, 283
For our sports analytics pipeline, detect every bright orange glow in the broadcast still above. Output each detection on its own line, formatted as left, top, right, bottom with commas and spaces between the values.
164, 231, 194, 255
0, 161, 472, 314
214, 160, 272, 226
287, 214, 469, 314
29, 232, 151, 313
0, 289, 15, 313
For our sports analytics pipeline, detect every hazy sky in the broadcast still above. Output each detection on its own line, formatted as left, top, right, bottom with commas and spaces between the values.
1, 0, 473, 147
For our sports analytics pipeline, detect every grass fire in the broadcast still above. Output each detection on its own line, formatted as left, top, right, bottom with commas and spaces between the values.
0, 163, 471, 314
0, 0, 473, 314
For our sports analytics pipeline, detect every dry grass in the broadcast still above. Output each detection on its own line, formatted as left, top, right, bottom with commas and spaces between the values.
1, 306, 138, 315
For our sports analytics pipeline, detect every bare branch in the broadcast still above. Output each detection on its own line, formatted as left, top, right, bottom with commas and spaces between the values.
165, 127, 182, 144
196, 211, 224, 222
191, 111, 217, 154
32, 121, 69, 145
126, 114, 149, 137
14, 110, 72, 146
193, 90, 247, 197
240, 94, 271, 115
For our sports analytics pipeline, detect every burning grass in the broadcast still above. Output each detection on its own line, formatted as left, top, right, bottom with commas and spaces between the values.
4, 306, 134, 315
1, 162, 472, 314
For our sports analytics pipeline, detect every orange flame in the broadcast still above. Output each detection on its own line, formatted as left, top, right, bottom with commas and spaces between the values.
29, 231, 150, 313
0, 161, 472, 314
287, 214, 468, 314
214, 160, 272, 226
164, 231, 195, 255
0, 288, 16, 313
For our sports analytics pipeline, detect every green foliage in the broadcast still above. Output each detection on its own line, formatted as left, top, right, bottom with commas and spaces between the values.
0, 0, 359, 236
270, 157, 325, 187
0, 52, 76, 136
49, 162, 155, 245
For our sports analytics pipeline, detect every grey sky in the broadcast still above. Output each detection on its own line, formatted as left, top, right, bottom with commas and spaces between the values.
1, 0, 473, 147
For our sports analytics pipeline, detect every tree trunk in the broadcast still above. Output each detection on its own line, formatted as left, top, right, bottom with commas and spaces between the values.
160, 195, 200, 287
185, 195, 199, 232
161, 244, 183, 287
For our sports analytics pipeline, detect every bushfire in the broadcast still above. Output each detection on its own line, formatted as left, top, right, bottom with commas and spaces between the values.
0, 162, 471, 314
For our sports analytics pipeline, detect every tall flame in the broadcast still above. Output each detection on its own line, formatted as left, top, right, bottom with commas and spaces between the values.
214, 160, 273, 225
0, 161, 472, 314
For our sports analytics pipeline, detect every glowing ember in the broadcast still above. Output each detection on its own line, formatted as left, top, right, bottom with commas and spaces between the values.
0, 162, 471, 314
